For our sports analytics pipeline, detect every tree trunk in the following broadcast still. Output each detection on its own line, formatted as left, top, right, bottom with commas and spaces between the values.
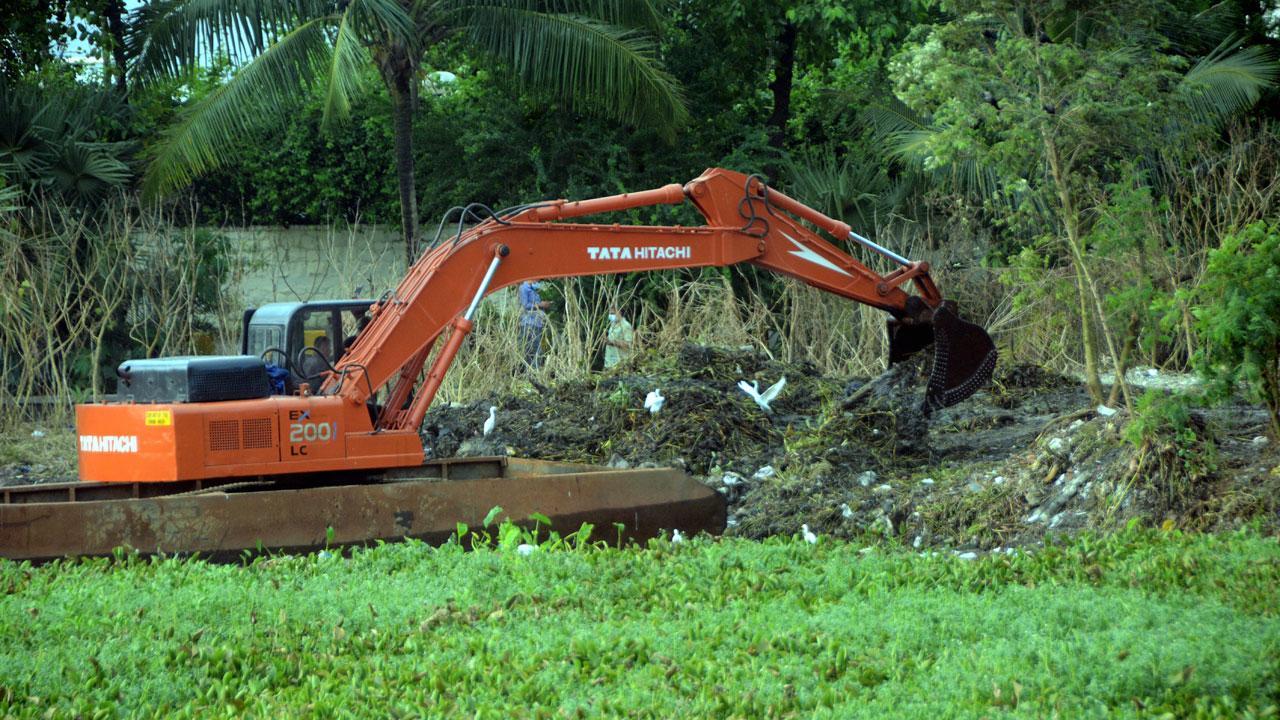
1043, 133, 1104, 403
387, 50, 418, 267
1265, 357, 1279, 439
104, 0, 128, 95
390, 80, 418, 265
1107, 311, 1140, 409
766, 21, 797, 152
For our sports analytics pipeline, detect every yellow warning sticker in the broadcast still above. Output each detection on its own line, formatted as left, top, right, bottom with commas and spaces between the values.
145, 410, 172, 427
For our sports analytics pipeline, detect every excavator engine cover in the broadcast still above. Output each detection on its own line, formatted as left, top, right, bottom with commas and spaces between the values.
116, 356, 272, 404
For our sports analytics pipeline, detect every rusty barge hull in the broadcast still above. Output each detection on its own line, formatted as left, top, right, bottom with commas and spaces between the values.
0, 457, 725, 562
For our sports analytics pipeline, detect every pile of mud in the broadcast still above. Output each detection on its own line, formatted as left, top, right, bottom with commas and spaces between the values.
423, 343, 1280, 550
424, 344, 850, 476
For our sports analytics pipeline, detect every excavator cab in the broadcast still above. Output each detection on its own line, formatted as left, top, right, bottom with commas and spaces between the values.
241, 300, 374, 388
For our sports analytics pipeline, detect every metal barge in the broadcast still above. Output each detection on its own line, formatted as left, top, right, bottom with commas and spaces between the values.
0, 457, 725, 562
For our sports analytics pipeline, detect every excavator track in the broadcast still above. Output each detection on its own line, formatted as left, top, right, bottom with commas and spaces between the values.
0, 457, 725, 562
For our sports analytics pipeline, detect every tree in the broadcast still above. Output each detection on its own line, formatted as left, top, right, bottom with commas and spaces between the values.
1193, 220, 1280, 437
1, 0, 65, 80
131, 0, 688, 264
885, 0, 1276, 404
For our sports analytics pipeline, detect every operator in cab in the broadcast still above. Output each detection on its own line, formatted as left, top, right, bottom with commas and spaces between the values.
302, 335, 332, 379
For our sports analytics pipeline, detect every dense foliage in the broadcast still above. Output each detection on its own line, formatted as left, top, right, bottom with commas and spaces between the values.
1, 0, 1279, 410
0, 528, 1277, 717
1193, 220, 1280, 434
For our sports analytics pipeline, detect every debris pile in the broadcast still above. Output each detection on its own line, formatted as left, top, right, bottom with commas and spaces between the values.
423, 345, 1280, 549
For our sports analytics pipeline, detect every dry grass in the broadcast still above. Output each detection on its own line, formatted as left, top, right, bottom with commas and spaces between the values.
432, 257, 1006, 405
0, 200, 248, 427
0, 201, 1014, 424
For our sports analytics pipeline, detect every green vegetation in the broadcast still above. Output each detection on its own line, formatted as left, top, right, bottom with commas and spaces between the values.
0, 528, 1276, 718
4, 0, 1280, 415
1193, 220, 1280, 437
0, 79, 131, 205
2, 9, 1280, 714
0, 425, 76, 478
131, 0, 687, 261
1124, 391, 1218, 519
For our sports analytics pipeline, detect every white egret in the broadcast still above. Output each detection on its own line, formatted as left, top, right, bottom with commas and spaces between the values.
644, 389, 666, 414
736, 377, 786, 413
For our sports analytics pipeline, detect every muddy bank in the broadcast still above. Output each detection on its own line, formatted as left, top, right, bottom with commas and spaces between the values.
423, 344, 1280, 550
3, 342, 1275, 552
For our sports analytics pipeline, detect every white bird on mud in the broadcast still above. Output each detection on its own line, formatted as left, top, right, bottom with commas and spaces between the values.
482, 406, 497, 436
737, 377, 787, 413
801, 524, 818, 545
671, 528, 685, 544
644, 389, 666, 414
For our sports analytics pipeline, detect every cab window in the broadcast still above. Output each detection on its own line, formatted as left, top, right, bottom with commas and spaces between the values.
297, 310, 338, 378
339, 306, 372, 355
246, 324, 285, 363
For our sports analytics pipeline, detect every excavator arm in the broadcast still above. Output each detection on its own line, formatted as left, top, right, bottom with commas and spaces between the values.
331, 168, 997, 431
76, 168, 995, 484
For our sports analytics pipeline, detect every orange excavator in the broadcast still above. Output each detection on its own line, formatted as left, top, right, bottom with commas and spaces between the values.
0, 168, 1000, 560
76, 168, 997, 486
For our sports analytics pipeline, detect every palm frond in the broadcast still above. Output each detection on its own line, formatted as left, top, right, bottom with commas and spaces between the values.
456, 3, 687, 133
0, 93, 50, 180
1160, 2, 1241, 57
783, 150, 886, 231
862, 100, 1009, 207
141, 16, 334, 198
1179, 40, 1278, 128
942, 153, 1004, 204
321, 10, 369, 129
547, 0, 664, 33
129, 0, 334, 83
46, 142, 133, 204
344, 0, 418, 47
0, 182, 20, 214
862, 101, 934, 161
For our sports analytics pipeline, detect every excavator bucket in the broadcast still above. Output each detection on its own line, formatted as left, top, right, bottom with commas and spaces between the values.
888, 303, 998, 411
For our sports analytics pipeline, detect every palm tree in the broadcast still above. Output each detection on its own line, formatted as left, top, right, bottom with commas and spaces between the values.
130, 0, 688, 263
0, 80, 133, 206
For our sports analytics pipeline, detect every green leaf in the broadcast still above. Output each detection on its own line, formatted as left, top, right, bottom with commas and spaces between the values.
1178, 40, 1278, 128
451, 0, 688, 137
483, 505, 504, 527
141, 16, 334, 198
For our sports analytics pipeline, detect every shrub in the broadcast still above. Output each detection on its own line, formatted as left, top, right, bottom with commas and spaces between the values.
1123, 390, 1216, 519
1191, 220, 1280, 436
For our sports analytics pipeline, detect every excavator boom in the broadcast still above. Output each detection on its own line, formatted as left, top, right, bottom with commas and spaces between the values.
338, 167, 995, 428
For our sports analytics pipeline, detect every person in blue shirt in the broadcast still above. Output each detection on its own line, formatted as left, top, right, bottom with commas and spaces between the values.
519, 280, 552, 370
